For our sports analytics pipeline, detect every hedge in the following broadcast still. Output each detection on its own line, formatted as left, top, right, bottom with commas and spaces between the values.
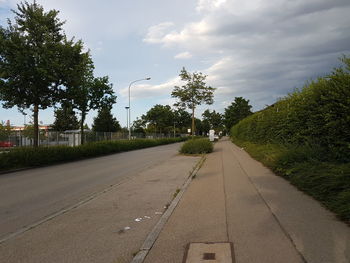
0, 137, 187, 172
180, 138, 213, 154
231, 56, 350, 162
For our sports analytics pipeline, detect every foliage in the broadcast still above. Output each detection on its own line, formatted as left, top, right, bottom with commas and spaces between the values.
230, 56, 350, 223
202, 109, 223, 134
52, 105, 79, 131
180, 138, 213, 154
232, 138, 350, 223
142, 104, 174, 133
224, 97, 252, 130
0, 122, 11, 141
0, 137, 188, 172
0, 1, 88, 147
172, 67, 215, 136
92, 106, 121, 132
132, 118, 146, 134
68, 70, 116, 144
231, 57, 350, 162
22, 124, 46, 140
173, 108, 192, 133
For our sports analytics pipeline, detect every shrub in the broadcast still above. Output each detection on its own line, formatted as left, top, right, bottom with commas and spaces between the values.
231, 56, 350, 162
0, 137, 187, 172
180, 138, 213, 154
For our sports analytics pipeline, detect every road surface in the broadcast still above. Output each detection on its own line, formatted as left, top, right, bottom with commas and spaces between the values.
0, 142, 185, 242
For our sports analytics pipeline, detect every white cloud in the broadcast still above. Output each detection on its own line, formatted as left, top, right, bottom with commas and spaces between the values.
174, 51, 192, 59
143, 22, 175, 44
120, 77, 181, 100
144, 0, 350, 111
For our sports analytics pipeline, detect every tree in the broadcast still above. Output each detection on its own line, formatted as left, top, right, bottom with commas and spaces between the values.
0, 121, 11, 141
202, 109, 223, 134
22, 124, 46, 141
194, 118, 204, 135
92, 106, 121, 132
172, 67, 215, 136
68, 65, 116, 144
173, 108, 192, 133
0, 1, 87, 147
52, 105, 79, 131
132, 118, 146, 135
142, 104, 174, 134
224, 97, 252, 130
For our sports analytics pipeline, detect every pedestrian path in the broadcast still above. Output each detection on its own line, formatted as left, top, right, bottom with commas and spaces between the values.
144, 138, 350, 263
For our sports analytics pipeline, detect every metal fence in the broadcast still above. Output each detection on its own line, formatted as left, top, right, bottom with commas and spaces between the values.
3, 130, 182, 147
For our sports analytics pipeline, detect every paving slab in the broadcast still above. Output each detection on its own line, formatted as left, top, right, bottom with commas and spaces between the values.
228, 141, 350, 263
144, 149, 228, 263
144, 138, 350, 263
0, 154, 200, 263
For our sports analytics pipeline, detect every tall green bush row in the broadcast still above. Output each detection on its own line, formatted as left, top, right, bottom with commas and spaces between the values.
231, 57, 350, 162
0, 138, 187, 172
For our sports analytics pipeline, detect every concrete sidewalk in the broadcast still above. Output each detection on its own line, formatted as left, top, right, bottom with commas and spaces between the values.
144, 138, 350, 263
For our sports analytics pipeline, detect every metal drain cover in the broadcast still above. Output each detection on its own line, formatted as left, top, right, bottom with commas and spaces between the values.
184, 242, 233, 263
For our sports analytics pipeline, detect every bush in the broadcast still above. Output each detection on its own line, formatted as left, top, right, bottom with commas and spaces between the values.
229, 56, 350, 223
231, 56, 350, 162
232, 138, 350, 223
180, 138, 213, 154
0, 137, 187, 172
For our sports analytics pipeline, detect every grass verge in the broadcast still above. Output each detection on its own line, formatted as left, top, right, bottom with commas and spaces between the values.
232, 137, 350, 224
0, 137, 187, 173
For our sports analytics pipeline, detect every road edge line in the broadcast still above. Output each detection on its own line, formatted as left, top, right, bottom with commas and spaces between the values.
130, 155, 206, 263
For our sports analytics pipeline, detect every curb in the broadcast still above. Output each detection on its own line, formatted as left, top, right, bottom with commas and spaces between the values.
130, 155, 206, 263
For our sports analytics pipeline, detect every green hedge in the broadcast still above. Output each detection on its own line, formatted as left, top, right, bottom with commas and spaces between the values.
180, 138, 213, 154
230, 56, 350, 223
232, 139, 350, 223
0, 137, 187, 172
231, 56, 350, 162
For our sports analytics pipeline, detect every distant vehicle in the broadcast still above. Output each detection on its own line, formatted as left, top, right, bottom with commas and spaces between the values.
0, 141, 15, 147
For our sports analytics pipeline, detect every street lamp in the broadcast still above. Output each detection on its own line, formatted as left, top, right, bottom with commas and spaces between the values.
128, 77, 151, 140
125, 106, 129, 139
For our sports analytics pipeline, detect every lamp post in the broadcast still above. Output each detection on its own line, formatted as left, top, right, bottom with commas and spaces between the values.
128, 77, 151, 140
125, 106, 129, 139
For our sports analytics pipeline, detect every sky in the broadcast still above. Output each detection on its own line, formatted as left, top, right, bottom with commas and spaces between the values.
1, 0, 350, 127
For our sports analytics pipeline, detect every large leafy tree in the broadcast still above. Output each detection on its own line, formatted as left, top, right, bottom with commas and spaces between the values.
0, 1, 87, 147
173, 108, 191, 133
172, 67, 215, 136
132, 118, 146, 135
202, 109, 223, 134
69, 68, 116, 144
142, 104, 174, 133
92, 106, 121, 132
0, 121, 11, 141
52, 105, 79, 132
224, 97, 252, 130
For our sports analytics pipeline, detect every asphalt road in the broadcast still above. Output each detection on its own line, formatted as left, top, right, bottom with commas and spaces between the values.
0, 142, 183, 242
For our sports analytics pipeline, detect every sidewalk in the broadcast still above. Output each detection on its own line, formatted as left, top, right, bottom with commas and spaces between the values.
144, 138, 350, 263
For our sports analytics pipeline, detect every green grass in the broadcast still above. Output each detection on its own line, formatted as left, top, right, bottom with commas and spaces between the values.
0, 137, 187, 172
232, 137, 350, 224
179, 138, 213, 154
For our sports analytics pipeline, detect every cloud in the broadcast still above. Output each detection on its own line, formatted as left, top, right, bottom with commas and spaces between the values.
174, 51, 192, 59
143, 22, 175, 44
196, 0, 227, 12
119, 77, 181, 100
144, 0, 350, 111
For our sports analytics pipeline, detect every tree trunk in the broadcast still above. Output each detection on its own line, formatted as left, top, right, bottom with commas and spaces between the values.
80, 111, 86, 145
191, 107, 195, 137
33, 104, 39, 147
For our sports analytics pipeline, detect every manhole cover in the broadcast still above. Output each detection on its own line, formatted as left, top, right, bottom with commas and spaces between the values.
184, 242, 234, 263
